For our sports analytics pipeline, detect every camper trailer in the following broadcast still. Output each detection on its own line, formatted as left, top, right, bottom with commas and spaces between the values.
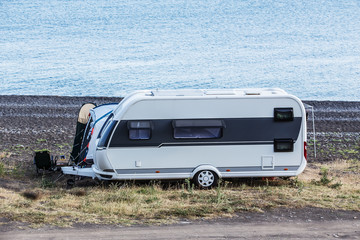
62, 89, 307, 188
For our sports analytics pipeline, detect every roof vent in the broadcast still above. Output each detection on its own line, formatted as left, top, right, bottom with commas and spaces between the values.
245, 91, 260, 95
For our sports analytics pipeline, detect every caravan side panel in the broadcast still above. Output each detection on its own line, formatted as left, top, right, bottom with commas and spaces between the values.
94, 93, 307, 180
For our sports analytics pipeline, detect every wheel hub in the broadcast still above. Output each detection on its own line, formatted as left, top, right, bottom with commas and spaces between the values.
198, 170, 214, 187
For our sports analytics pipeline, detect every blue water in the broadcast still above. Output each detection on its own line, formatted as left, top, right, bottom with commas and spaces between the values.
1, 0, 359, 100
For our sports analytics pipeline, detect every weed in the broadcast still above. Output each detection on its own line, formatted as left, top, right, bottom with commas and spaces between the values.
320, 167, 332, 185
55, 144, 64, 149
336, 195, 348, 199
329, 182, 343, 189
185, 178, 194, 194
30, 212, 46, 224
11, 163, 25, 178
216, 180, 224, 204
137, 185, 158, 195
81, 198, 91, 209
344, 149, 359, 154
145, 196, 159, 204
351, 195, 359, 199
15, 144, 25, 150
311, 166, 343, 190
49, 194, 63, 200
34, 149, 50, 153
108, 182, 123, 190
41, 175, 54, 188
0, 162, 4, 177
290, 177, 304, 194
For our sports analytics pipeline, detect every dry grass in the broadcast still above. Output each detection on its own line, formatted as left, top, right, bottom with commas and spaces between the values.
0, 160, 359, 227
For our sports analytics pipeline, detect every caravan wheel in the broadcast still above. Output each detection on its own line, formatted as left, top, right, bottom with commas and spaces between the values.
194, 170, 218, 189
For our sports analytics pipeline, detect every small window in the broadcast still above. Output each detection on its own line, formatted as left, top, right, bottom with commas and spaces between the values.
173, 119, 224, 139
274, 108, 294, 121
128, 121, 152, 140
274, 139, 294, 152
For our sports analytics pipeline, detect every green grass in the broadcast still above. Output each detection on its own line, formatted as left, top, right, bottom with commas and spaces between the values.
0, 162, 4, 177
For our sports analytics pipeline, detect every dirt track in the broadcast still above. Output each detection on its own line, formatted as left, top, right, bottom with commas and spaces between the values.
1, 220, 359, 240
1, 207, 359, 239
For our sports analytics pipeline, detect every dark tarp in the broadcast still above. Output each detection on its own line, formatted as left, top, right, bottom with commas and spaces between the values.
70, 103, 96, 163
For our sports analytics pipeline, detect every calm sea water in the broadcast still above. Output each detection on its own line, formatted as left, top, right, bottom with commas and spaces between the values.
0, 0, 359, 100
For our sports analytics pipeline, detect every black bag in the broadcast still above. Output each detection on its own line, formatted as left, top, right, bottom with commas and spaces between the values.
34, 151, 55, 171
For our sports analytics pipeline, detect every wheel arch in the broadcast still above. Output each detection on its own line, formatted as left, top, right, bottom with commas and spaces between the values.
190, 165, 222, 179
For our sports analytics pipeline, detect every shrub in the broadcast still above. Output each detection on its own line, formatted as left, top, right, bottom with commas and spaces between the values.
320, 167, 332, 185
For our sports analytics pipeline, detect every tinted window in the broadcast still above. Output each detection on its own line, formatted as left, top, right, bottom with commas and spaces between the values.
98, 120, 118, 148
174, 127, 222, 139
274, 139, 294, 152
97, 114, 113, 139
274, 108, 294, 121
172, 119, 224, 139
128, 121, 151, 140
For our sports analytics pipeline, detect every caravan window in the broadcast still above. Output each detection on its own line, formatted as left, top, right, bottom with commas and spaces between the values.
98, 114, 114, 139
274, 108, 294, 121
128, 121, 152, 140
274, 139, 294, 152
98, 120, 118, 148
172, 119, 224, 139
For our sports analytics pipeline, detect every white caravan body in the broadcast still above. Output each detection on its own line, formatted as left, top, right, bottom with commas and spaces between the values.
63, 89, 307, 185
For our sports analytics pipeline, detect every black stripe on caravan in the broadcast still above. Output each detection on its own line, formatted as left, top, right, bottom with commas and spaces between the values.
115, 166, 300, 174
158, 141, 272, 147
109, 118, 302, 148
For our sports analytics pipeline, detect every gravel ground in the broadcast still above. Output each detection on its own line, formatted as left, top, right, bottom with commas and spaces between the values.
304, 100, 360, 162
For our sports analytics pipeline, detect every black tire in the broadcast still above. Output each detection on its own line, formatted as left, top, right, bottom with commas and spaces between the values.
194, 170, 218, 189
